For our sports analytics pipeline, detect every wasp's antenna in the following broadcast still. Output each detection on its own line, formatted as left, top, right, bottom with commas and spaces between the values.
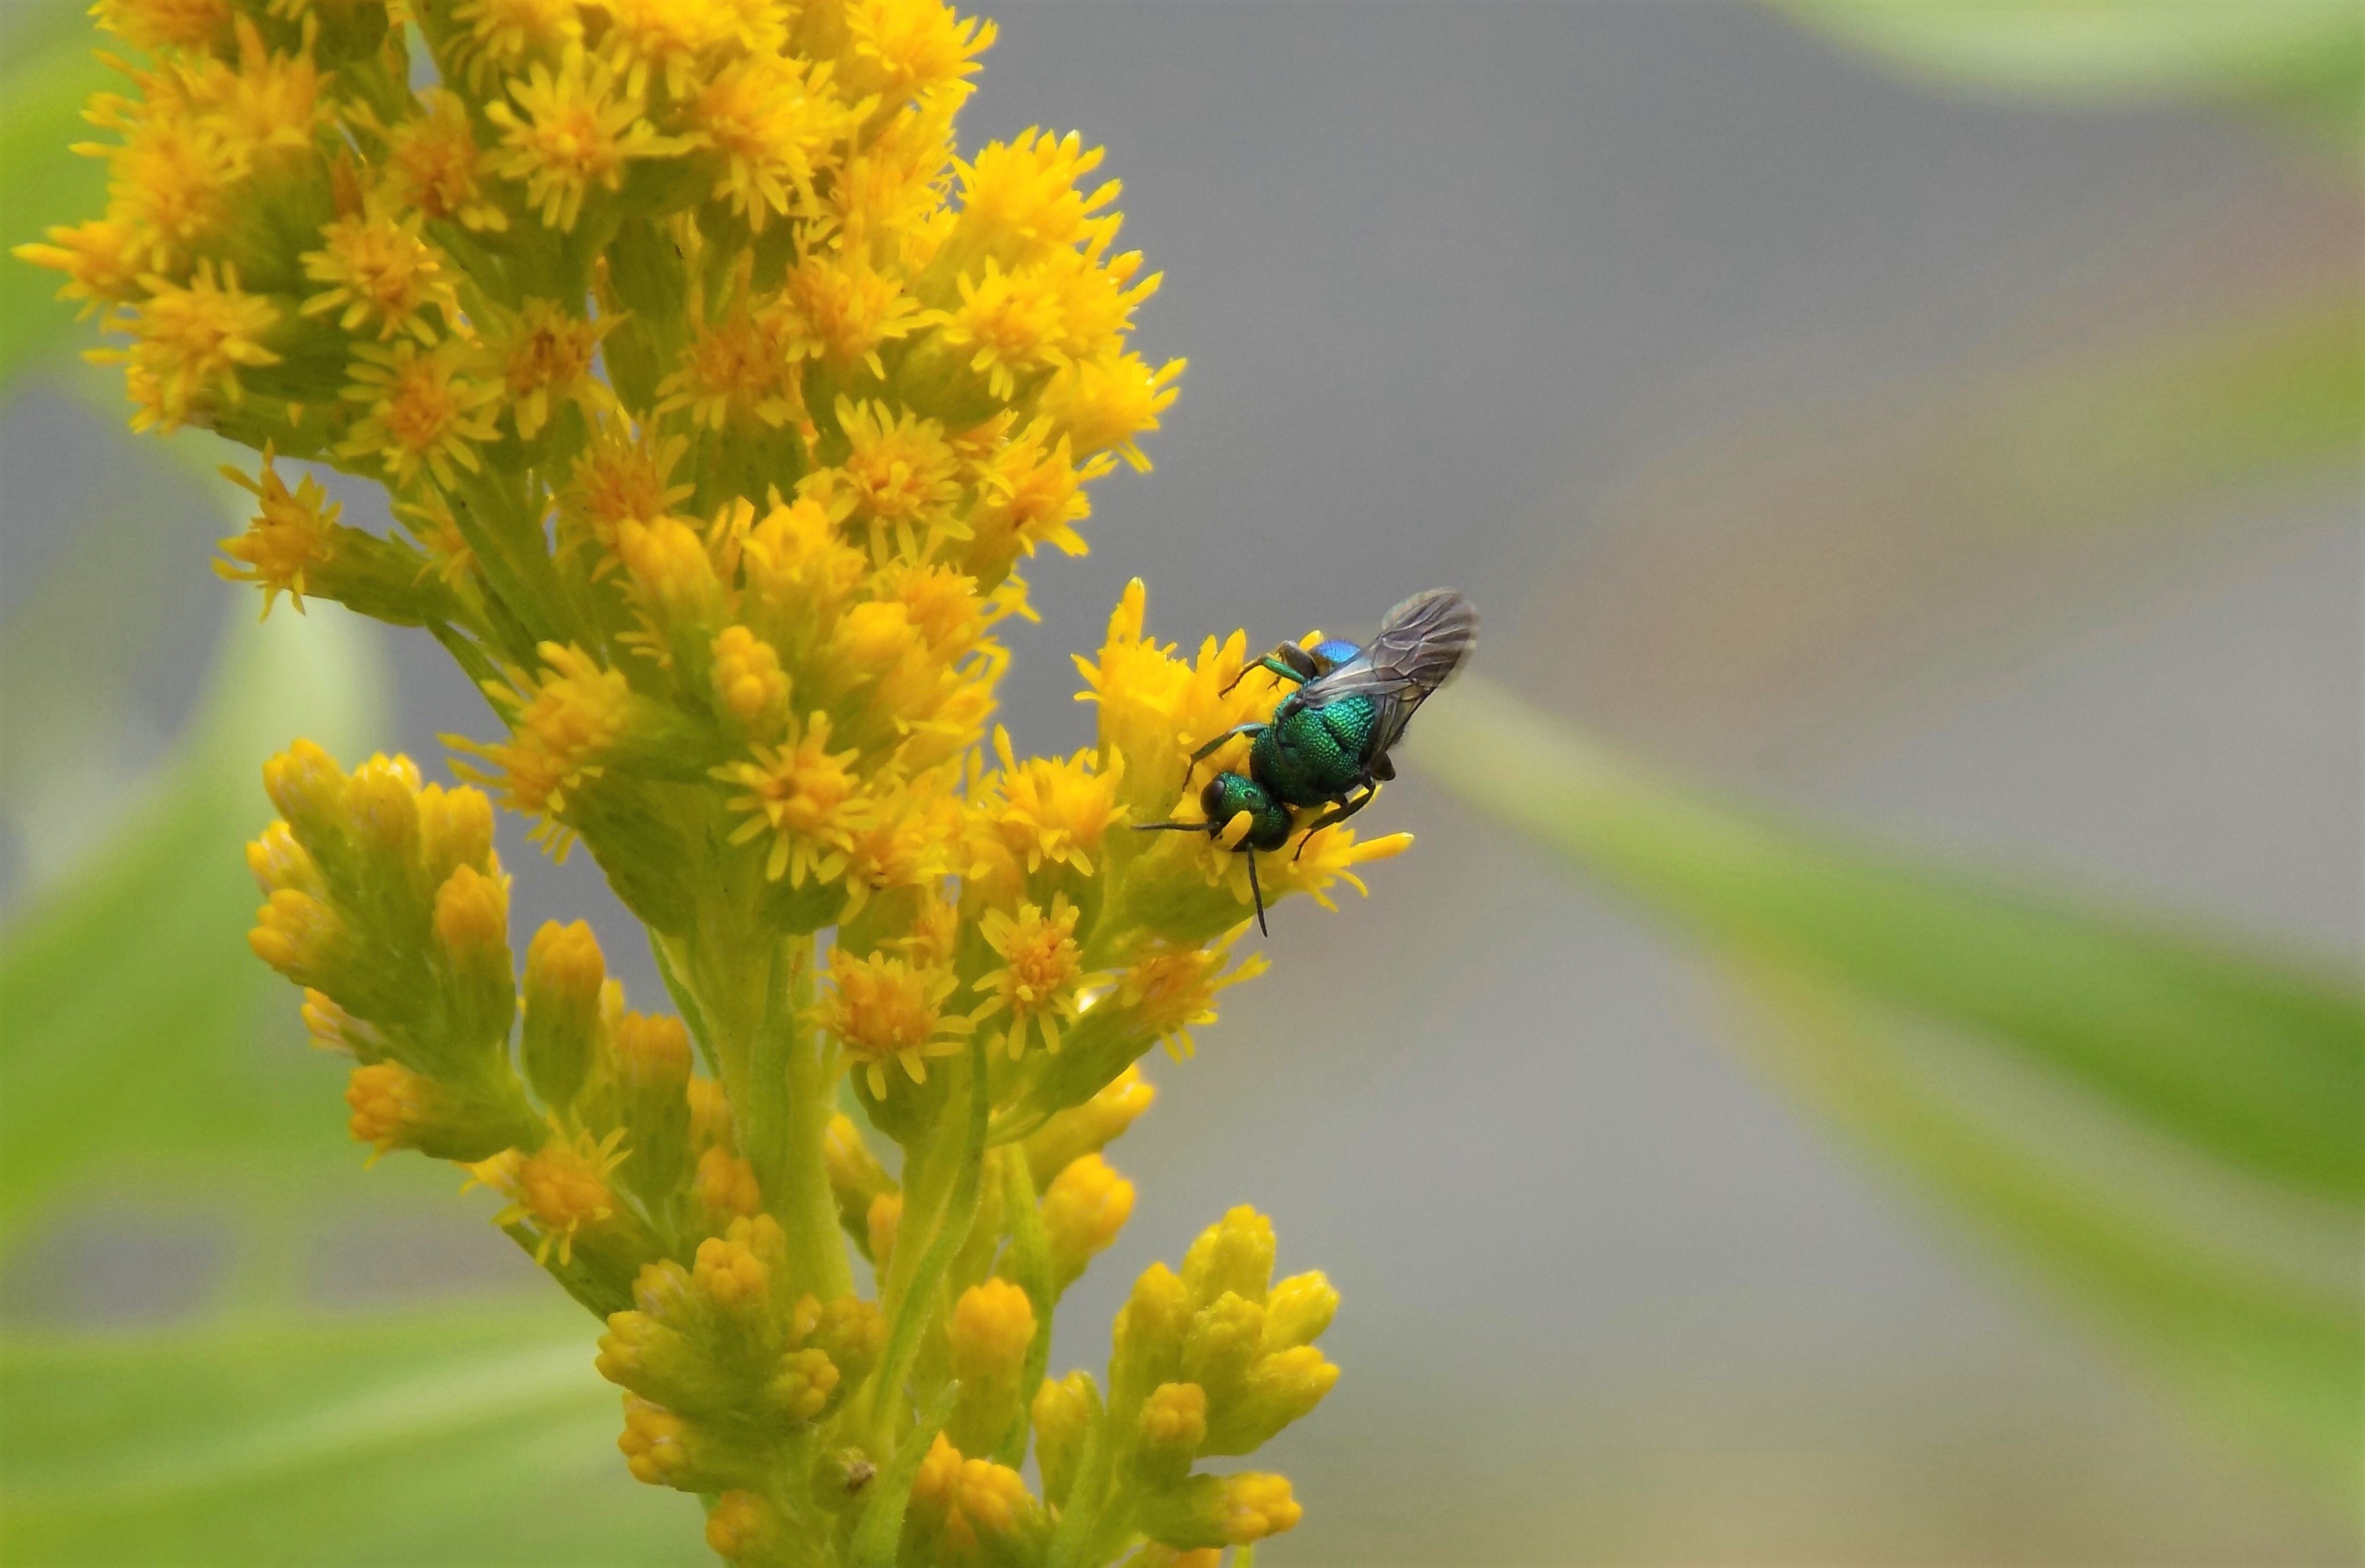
1133, 820, 1204, 833
1245, 849, 1268, 936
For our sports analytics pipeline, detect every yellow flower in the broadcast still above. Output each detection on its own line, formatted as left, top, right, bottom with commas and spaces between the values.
376, 90, 510, 231
339, 337, 503, 491
1258, 823, 1415, 912
449, 0, 584, 90
840, 0, 995, 107
484, 46, 688, 231
561, 423, 694, 556
655, 291, 805, 430
688, 54, 855, 231
91, 0, 233, 52
491, 298, 612, 440
216, 448, 340, 615
968, 418, 1107, 567
452, 644, 636, 849
106, 260, 281, 433
973, 895, 1093, 1058
13, 218, 148, 320
472, 1123, 631, 1265
985, 727, 1123, 878
818, 946, 975, 1098
1117, 935, 1268, 1061
393, 490, 479, 589
787, 250, 936, 378
301, 211, 457, 343
954, 129, 1117, 259
599, 0, 780, 101
717, 712, 870, 884
835, 397, 964, 561
942, 257, 1066, 400
1041, 348, 1185, 472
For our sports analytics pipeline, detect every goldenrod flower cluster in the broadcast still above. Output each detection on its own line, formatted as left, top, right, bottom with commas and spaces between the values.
22, 0, 1414, 1559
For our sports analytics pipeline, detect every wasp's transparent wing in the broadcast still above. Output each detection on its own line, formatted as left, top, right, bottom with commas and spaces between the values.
1293, 588, 1478, 754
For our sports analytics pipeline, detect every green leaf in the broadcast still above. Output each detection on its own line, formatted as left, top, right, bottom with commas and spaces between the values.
1944, 291, 2363, 536
1410, 679, 2364, 1496
0, 18, 115, 382
0, 1299, 706, 1565
1414, 678, 2363, 1202
0, 597, 393, 1237
1770, 0, 2365, 141
1736, 966, 2360, 1499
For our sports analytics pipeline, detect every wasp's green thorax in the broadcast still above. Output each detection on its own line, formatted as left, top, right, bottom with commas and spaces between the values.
1252, 693, 1380, 808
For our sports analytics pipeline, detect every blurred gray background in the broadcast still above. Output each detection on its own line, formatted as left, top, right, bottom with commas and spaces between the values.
4, 2, 2358, 1562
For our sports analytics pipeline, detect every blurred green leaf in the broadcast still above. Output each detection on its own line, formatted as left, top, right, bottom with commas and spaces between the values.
1737, 967, 2360, 1499
1413, 678, 2364, 1202
1771, 0, 2364, 141
0, 1298, 704, 1565
0, 18, 115, 381
0, 597, 392, 1238
1951, 291, 2362, 535
1412, 678, 2363, 1495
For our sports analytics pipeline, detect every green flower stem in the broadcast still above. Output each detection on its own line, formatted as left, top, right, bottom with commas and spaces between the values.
995, 1146, 1054, 1467
850, 1382, 958, 1568
864, 1033, 991, 1455
771, 944, 853, 1299
1043, 1378, 1116, 1568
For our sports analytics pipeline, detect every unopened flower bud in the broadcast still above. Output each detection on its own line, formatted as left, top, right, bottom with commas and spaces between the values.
1179, 1205, 1273, 1310
1142, 1471, 1302, 1551
610, 1009, 692, 1197
1031, 1371, 1095, 1507
261, 739, 350, 852
249, 887, 348, 990
416, 781, 496, 886
688, 1076, 735, 1154
1041, 1152, 1134, 1292
947, 1276, 1035, 1454
1204, 1344, 1340, 1456
1180, 1291, 1265, 1403
345, 754, 425, 880
246, 820, 322, 896
759, 1346, 840, 1423
1111, 1261, 1189, 1403
710, 624, 790, 733
344, 1061, 525, 1163
695, 1146, 763, 1224
704, 1490, 787, 1566
1023, 1063, 1155, 1186
432, 863, 515, 1048
1136, 1380, 1206, 1482
691, 1225, 772, 1316
522, 919, 605, 1108
617, 1395, 738, 1492
1261, 1271, 1338, 1352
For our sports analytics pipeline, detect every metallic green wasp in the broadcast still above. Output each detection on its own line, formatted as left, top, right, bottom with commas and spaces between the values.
1138, 588, 1478, 933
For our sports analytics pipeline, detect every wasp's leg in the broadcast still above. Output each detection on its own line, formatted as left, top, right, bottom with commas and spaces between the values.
1291, 783, 1377, 861
1219, 642, 1323, 699
1245, 848, 1269, 936
1188, 722, 1267, 768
